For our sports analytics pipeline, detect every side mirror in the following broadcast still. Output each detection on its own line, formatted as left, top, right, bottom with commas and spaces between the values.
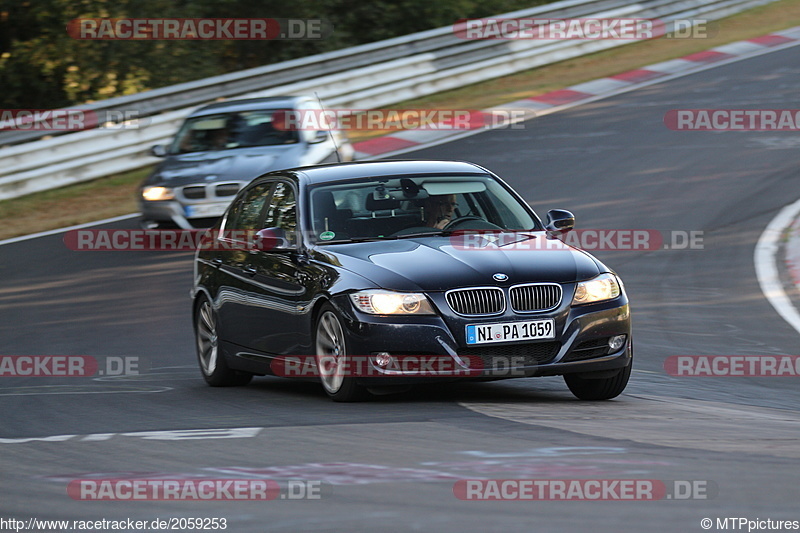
308, 130, 328, 144
545, 209, 575, 235
150, 144, 167, 157
255, 227, 294, 251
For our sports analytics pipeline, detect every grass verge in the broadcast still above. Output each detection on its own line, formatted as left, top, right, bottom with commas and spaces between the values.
0, 167, 151, 241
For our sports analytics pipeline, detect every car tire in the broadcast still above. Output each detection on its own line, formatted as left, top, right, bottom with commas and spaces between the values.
314, 303, 368, 402
564, 357, 632, 401
195, 297, 252, 387
139, 217, 160, 230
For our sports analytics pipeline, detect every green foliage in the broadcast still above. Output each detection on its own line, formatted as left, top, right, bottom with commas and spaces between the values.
0, 0, 551, 108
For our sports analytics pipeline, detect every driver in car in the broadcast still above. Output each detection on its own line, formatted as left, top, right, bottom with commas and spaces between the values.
423, 194, 458, 229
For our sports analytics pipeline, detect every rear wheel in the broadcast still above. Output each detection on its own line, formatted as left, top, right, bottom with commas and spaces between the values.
314, 304, 367, 402
564, 357, 631, 401
195, 298, 252, 387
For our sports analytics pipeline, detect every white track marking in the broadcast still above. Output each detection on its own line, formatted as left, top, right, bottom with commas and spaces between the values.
0, 213, 139, 246
754, 197, 800, 336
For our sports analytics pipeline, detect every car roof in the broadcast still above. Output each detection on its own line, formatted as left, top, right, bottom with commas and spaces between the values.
189, 96, 310, 117
286, 160, 491, 185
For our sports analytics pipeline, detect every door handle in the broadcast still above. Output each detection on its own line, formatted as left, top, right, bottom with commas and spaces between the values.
244, 265, 257, 277
211, 257, 223, 265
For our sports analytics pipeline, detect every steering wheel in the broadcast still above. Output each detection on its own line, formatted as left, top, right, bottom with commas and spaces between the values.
442, 216, 489, 231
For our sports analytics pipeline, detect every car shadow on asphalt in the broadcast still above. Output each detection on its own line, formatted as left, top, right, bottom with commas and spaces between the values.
245, 375, 584, 404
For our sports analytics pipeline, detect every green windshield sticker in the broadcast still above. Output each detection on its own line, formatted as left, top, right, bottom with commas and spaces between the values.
320, 231, 335, 241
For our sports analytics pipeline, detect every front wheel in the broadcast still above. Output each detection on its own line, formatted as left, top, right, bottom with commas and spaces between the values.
564, 358, 631, 401
195, 298, 252, 387
314, 304, 367, 402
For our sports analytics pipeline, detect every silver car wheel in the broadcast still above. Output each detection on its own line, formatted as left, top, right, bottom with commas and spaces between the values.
197, 300, 218, 376
315, 310, 346, 394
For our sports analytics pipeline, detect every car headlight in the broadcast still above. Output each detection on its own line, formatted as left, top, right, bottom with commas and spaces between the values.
572, 273, 621, 305
142, 186, 174, 201
350, 290, 436, 315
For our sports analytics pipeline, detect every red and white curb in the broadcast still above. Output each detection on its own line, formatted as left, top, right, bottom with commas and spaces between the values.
352, 26, 800, 159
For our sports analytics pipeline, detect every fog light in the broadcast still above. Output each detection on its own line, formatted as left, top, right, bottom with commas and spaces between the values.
608, 335, 627, 351
374, 352, 393, 368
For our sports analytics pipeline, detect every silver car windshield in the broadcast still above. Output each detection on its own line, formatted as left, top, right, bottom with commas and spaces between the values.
308, 175, 539, 244
169, 110, 299, 154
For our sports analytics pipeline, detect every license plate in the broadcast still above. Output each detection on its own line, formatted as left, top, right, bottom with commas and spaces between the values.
466, 319, 555, 345
185, 202, 229, 218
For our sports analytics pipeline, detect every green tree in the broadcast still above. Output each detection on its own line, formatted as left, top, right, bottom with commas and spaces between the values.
0, 0, 550, 109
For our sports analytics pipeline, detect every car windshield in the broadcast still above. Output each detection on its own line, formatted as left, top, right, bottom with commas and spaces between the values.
169, 110, 299, 154
308, 174, 540, 244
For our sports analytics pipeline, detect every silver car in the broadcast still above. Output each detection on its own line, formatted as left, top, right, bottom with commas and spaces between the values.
139, 96, 353, 229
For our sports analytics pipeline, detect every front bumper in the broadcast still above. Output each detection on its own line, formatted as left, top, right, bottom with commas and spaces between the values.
139, 200, 192, 229
139, 199, 230, 229
140, 181, 245, 229
330, 291, 631, 386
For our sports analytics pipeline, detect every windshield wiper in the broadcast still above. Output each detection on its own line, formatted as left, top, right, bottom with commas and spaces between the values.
392, 231, 446, 239
320, 232, 442, 244
319, 236, 401, 244
320, 229, 539, 244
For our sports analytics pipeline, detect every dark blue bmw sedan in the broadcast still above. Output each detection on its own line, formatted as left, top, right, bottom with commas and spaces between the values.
192, 160, 632, 401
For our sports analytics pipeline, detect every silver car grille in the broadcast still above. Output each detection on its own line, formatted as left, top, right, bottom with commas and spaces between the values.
445, 287, 505, 316
215, 183, 241, 197
182, 186, 206, 199
178, 182, 243, 202
509, 283, 562, 312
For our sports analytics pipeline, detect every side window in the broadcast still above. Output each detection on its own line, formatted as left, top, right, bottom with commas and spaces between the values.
263, 182, 297, 235
226, 182, 273, 231
460, 193, 487, 220
237, 110, 298, 147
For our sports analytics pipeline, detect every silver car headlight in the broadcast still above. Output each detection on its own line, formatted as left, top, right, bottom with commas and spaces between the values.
142, 186, 174, 201
350, 290, 436, 315
572, 273, 621, 305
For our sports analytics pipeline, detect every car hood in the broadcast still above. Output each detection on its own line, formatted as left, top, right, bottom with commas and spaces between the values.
146, 145, 306, 186
323, 233, 602, 292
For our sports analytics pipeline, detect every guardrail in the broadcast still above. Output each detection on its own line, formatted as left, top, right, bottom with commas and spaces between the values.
0, 0, 778, 200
